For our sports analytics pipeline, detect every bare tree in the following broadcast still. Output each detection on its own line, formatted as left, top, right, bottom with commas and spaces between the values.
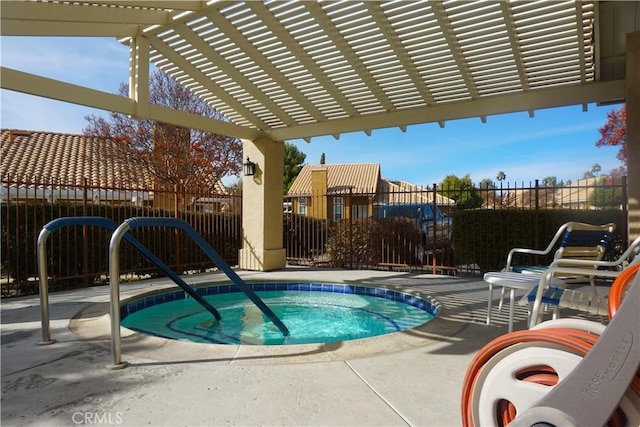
83, 71, 242, 192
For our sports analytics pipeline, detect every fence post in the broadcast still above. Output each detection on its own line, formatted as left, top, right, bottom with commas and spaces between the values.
622, 175, 629, 246
348, 187, 353, 269
82, 177, 89, 286
174, 184, 181, 274
534, 179, 540, 261
431, 183, 437, 274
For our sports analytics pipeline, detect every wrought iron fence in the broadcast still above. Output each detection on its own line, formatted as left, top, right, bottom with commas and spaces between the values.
1, 174, 627, 296
1, 174, 241, 296
284, 176, 628, 275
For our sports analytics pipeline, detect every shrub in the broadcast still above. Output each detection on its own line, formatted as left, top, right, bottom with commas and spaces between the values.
283, 213, 329, 259
327, 217, 422, 267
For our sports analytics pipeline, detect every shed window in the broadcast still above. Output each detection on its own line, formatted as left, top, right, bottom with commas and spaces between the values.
333, 197, 343, 221
298, 197, 307, 215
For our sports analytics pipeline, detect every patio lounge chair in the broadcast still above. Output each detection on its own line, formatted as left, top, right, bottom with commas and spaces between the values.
526, 235, 640, 327
504, 221, 615, 276
484, 221, 615, 332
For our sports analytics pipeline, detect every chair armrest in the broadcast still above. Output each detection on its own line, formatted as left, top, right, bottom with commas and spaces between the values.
504, 223, 570, 270
509, 247, 550, 256
546, 265, 621, 279
505, 248, 551, 270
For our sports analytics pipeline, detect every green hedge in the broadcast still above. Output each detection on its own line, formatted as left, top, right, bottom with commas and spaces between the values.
452, 209, 625, 273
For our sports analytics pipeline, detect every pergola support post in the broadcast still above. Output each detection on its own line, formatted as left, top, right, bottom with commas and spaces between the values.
239, 136, 286, 271
626, 31, 640, 241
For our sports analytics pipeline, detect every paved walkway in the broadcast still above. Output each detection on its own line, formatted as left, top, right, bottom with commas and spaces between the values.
0, 268, 600, 426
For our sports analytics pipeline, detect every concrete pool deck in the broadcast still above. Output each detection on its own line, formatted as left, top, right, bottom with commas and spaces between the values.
1, 268, 605, 426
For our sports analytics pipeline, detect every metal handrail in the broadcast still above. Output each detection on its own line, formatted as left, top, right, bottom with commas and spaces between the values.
37, 217, 120, 345
37, 217, 221, 347
108, 217, 290, 368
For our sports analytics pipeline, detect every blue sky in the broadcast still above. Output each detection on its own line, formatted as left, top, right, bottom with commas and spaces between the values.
1, 36, 623, 187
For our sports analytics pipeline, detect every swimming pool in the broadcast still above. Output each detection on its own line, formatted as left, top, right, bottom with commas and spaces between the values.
120, 282, 439, 345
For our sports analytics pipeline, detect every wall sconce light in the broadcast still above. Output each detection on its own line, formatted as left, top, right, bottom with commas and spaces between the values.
243, 156, 256, 176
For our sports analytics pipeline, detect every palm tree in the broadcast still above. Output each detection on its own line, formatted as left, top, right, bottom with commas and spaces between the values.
496, 171, 506, 182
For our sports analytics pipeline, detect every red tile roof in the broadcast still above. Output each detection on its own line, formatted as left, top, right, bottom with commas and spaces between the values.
1, 129, 154, 188
1, 129, 227, 194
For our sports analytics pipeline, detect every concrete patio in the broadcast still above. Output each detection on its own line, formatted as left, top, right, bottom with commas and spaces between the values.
1, 268, 605, 426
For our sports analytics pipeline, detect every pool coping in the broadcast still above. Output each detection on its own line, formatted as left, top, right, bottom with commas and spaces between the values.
70, 276, 471, 365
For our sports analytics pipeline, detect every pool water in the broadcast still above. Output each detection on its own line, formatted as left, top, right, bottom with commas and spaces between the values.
121, 288, 435, 345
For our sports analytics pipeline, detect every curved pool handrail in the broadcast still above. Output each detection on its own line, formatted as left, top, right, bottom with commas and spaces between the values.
37, 217, 122, 344
37, 217, 221, 346
123, 217, 290, 338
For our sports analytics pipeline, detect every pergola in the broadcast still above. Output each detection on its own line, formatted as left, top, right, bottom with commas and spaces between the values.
2, 1, 638, 271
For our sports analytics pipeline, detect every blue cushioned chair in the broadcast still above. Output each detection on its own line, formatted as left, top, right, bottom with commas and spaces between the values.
485, 222, 615, 331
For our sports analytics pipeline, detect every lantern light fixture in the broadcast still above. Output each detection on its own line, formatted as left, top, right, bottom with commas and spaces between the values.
243, 157, 256, 176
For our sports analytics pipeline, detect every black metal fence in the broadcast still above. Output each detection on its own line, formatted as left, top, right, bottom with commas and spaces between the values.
1, 174, 242, 296
283, 177, 628, 274
1, 174, 627, 296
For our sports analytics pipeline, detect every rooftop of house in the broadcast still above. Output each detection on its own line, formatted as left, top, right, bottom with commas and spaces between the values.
1, 129, 154, 188
378, 179, 455, 205
503, 176, 607, 207
288, 163, 381, 196
1, 129, 226, 193
287, 162, 454, 205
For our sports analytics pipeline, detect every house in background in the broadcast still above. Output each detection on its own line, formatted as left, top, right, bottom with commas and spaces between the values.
287, 163, 453, 221
500, 176, 611, 210
287, 163, 379, 220
556, 177, 608, 210
0, 129, 229, 211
